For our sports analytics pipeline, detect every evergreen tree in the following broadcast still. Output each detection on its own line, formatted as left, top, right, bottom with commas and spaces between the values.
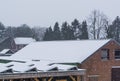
43, 28, 49, 41
53, 22, 61, 40
71, 19, 82, 39
61, 22, 74, 40
107, 25, 114, 39
81, 21, 89, 39
61, 22, 68, 40
67, 25, 75, 40
0, 22, 5, 30
71, 19, 79, 30
107, 16, 120, 42
0, 22, 5, 38
43, 27, 53, 41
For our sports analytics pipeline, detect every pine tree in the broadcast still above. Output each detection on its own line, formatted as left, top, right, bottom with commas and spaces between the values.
61, 22, 68, 40
43, 28, 49, 41
0, 22, 5, 30
71, 19, 82, 39
53, 22, 61, 40
43, 27, 53, 41
107, 25, 114, 39
68, 25, 75, 40
108, 16, 120, 42
61, 22, 74, 40
0, 22, 5, 38
81, 21, 89, 39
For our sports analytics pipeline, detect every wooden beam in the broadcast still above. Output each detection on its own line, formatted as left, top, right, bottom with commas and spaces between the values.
48, 77, 53, 81
0, 70, 85, 79
69, 75, 76, 81
34, 78, 39, 81
77, 75, 80, 81
42, 78, 46, 81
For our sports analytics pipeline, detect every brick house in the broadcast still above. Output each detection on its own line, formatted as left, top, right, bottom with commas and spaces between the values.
79, 39, 120, 81
1, 39, 120, 81
0, 37, 36, 53
0, 37, 16, 52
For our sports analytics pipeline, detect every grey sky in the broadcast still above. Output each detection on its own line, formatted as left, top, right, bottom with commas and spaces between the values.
0, 0, 119, 27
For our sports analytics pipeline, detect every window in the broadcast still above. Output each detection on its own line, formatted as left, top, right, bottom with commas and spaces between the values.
115, 50, 120, 59
101, 49, 109, 60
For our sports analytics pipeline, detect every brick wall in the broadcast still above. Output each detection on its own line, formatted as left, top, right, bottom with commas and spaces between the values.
80, 40, 120, 81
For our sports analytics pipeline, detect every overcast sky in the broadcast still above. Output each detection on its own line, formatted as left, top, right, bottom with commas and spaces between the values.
0, 0, 119, 27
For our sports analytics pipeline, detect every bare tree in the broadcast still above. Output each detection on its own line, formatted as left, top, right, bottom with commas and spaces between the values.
88, 10, 109, 39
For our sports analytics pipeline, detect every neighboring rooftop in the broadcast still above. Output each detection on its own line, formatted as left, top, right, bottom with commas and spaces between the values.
0, 49, 14, 54
14, 37, 36, 45
0, 49, 10, 54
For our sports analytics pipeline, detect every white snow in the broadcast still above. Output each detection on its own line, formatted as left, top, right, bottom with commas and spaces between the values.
27, 61, 77, 71
0, 56, 11, 60
0, 49, 10, 54
5, 62, 36, 72
49, 64, 77, 71
0, 60, 79, 73
0, 63, 12, 73
9, 39, 111, 63
14, 37, 36, 45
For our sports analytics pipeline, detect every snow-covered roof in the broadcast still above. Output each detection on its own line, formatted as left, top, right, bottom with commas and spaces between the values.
14, 37, 36, 45
6, 62, 36, 72
0, 60, 79, 73
0, 63, 12, 73
0, 49, 10, 54
49, 64, 78, 71
9, 39, 111, 63
0, 39, 111, 74
0, 49, 12, 54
